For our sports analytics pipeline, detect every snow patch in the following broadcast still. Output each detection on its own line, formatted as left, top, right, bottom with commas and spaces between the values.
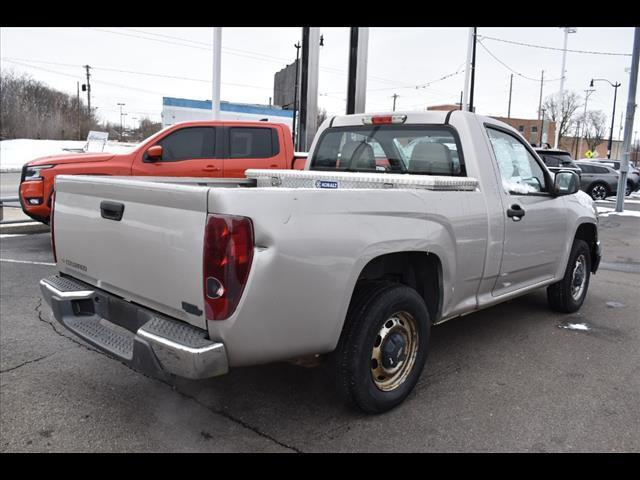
502, 178, 537, 194
574, 190, 594, 208
0, 139, 137, 172
596, 206, 640, 218
558, 323, 590, 331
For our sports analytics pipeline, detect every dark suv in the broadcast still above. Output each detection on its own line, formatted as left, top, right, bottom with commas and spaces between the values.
575, 161, 619, 200
534, 148, 582, 178
590, 159, 640, 195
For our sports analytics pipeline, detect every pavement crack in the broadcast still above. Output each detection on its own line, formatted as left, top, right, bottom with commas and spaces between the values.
132, 368, 303, 453
33, 298, 302, 452
1, 352, 55, 374
181, 392, 304, 453
34, 298, 106, 358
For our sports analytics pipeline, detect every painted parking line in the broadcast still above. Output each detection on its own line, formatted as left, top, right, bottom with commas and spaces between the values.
0, 234, 28, 239
0, 258, 55, 266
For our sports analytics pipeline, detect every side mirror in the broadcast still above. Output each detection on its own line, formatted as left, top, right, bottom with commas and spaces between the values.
146, 145, 163, 161
554, 170, 580, 196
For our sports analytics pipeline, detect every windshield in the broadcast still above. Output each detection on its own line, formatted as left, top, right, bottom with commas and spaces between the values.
310, 125, 466, 176
538, 152, 577, 168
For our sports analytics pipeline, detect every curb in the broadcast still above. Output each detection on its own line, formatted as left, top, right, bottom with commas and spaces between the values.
0, 223, 50, 235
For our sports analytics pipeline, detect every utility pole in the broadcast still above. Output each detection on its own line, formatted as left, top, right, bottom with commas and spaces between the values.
462, 28, 473, 111
469, 27, 477, 112
299, 27, 321, 151
83, 65, 91, 118
537, 70, 544, 119
539, 108, 546, 146
392, 93, 399, 111
577, 88, 595, 159
507, 74, 513, 118
554, 27, 577, 149
211, 28, 222, 120
76, 81, 81, 140
117, 103, 125, 142
459, 91, 463, 110
615, 27, 639, 212
292, 41, 301, 150
617, 111, 624, 158
346, 27, 369, 115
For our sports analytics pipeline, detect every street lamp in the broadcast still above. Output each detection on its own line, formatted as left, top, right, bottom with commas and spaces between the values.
590, 78, 621, 159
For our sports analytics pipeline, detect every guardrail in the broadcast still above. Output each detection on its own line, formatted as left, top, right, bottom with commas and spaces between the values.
0, 197, 31, 224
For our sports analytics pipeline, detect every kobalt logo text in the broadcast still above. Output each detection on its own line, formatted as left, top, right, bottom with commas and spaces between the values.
315, 180, 339, 189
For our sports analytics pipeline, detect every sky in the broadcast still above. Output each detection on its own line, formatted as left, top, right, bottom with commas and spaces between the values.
1, 27, 638, 140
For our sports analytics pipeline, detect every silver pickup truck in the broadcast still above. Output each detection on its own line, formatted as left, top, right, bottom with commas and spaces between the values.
40, 111, 601, 413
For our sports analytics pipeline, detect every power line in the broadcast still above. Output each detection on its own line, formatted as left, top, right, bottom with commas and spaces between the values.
86, 27, 411, 88
1, 57, 277, 91
477, 40, 563, 83
478, 35, 632, 57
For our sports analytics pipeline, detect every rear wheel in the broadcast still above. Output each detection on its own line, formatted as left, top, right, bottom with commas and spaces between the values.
335, 283, 430, 414
547, 239, 591, 313
588, 182, 609, 201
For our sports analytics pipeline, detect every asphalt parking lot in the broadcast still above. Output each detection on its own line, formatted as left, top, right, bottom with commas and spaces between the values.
1, 199, 639, 452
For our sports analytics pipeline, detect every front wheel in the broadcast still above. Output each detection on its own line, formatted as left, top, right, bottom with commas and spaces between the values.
547, 239, 591, 313
588, 183, 609, 201
626, 181, 632, 196
335, 283, 430, 414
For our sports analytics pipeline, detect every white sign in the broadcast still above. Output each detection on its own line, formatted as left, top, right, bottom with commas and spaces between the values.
85, 131, 109, 152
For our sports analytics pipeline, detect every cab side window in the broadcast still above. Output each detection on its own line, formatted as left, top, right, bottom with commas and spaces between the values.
486, 127, 547, 194
155, 127, 216, 162
229, 127, 279, 159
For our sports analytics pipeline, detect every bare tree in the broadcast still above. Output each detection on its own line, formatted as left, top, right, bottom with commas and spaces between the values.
542, 91, 582, 145
583, 110, 608, 152
1, 70, 99, 140
317, 108, 328, 127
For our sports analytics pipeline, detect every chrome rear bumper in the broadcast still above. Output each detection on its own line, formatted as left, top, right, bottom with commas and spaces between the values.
40, 275, 228, 380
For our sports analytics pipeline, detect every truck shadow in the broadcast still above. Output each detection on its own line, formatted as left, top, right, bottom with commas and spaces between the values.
167, 288, 558, 441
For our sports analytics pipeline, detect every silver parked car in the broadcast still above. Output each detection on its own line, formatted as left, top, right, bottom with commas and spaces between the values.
575, 161, 619, 200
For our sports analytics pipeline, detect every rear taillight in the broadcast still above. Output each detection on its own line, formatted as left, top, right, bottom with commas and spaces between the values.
50, 191, 57, 263
203, 214, 254, 321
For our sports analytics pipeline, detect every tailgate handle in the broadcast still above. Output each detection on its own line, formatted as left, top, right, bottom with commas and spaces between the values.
100, 201, 125, 221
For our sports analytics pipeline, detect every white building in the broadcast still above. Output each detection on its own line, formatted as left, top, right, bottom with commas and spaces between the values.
162, 97, 293, 129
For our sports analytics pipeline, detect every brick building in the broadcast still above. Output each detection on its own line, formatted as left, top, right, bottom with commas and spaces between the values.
558, 136, 624, 160
425, 104, 555, 147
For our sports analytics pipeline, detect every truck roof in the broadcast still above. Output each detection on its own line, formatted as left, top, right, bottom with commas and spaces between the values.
327, 110, 514, 132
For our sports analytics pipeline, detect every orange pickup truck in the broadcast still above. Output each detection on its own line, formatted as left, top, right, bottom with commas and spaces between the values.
20, 120, 305, 224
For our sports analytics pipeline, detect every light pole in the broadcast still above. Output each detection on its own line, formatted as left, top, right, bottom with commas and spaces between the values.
117, 103, 126, 142
554, 27, 577, 149
590, 78, 621, 159
577, 88, 595, 159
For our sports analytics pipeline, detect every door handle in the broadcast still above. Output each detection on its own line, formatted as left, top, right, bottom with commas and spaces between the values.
269, 164, 278, 168
202, 165, 220, 172
506, 204, 525, 221
100, 201, 125, 221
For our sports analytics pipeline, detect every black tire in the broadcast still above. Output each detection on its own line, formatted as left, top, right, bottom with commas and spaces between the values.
547, 239, 591, 313
588, 182, 610, 201
625, 181, 632, 196
335, 282, 430, 414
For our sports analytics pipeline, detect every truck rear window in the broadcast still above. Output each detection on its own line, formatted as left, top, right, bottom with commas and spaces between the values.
310, 125, 466, 176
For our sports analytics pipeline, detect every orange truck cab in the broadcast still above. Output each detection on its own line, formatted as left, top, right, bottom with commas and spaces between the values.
20, 120, 306, 224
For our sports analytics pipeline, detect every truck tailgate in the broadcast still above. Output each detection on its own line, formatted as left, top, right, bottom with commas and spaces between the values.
53, 175, 209, 329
